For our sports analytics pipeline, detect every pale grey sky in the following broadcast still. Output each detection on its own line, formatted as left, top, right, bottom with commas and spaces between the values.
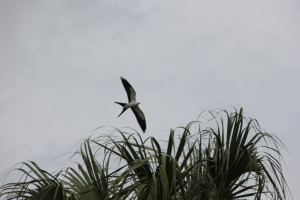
0, 0, 299, 198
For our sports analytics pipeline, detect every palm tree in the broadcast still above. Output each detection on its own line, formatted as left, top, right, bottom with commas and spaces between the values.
0, 108, 289, 199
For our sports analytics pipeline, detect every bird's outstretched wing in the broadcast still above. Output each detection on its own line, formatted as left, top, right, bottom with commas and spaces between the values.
132, 106, 146, 132
120, 77, 136, 102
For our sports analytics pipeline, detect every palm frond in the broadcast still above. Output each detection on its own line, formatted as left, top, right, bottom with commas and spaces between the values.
1, 108, 290, 200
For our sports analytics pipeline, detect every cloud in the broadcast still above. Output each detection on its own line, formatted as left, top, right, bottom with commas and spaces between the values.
1, 0, 299, 197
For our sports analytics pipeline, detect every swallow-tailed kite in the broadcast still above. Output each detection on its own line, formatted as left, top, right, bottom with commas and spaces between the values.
115, 77, 146, 132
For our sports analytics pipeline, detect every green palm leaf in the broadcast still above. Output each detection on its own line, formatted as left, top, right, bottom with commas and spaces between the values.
1, 108, 290, 200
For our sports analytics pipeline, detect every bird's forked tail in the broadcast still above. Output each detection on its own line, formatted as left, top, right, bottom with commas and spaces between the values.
115, 102, 128, 117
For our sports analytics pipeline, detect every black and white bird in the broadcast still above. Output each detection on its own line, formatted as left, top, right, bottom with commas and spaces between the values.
115, 77, 146, 132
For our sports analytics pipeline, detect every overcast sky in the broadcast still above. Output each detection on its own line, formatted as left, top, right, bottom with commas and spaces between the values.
0, 0, 299, 198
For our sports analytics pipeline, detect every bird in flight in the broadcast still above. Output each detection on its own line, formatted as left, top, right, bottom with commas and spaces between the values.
115, 77, 146, 133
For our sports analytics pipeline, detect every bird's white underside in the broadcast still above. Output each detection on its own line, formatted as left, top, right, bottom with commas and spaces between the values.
125, 101, 140, 108
123, 101, 145, 120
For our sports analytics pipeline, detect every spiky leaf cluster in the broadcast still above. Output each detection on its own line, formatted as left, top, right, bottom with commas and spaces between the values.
0, 108, 289, 200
